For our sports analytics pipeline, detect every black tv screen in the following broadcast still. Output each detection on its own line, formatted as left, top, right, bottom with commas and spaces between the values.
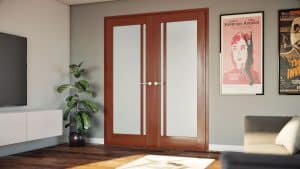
0, 32, 27, 106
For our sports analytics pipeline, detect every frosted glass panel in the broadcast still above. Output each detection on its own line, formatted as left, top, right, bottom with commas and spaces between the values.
165, 21, 198, 137
113, 25, 141, 135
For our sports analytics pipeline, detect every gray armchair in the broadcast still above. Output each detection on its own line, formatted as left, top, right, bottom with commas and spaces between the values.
221, 116, 300, 169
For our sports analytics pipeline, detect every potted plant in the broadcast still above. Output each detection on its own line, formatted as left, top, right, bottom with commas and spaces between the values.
56, 62, 99, 146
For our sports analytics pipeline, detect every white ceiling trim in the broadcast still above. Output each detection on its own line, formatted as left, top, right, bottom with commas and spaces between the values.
57, 0, 115, 5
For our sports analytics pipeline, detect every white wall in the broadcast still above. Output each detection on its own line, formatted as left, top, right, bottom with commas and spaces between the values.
0, 0, 70, 156
70, 0, 300, 146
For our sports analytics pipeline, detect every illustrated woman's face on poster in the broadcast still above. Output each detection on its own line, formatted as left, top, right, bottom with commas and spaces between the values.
231, 33, 249, 70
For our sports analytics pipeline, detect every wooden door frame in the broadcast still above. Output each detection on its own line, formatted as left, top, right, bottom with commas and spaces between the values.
104, 8, 209, 150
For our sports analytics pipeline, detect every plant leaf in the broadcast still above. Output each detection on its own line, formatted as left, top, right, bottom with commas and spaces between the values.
79, 80, 89, 90
69, 64, 79, 71
63, 107, 72, 121
74, 83, 83, 92
83, 90, 95, 97
75, 114, 83, 131
56, 84, 73, 93
80, 111, 91, 130
66, 96, 74, 102
64, 99, 77, 120
74, 80, 89, 92
65, 123, 70, 128
78, 61, 84, 67
70, 62, 85, 78
79, 69, 85, 74
74, 72, 81, 78
81, 100, 99, 113
70, 67, 79, 77
69, 64, 78, 69
67, 99, 77, 108
74, 69, 85, 78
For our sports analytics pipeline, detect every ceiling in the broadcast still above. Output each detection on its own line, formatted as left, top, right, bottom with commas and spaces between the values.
57, 0, 116, 5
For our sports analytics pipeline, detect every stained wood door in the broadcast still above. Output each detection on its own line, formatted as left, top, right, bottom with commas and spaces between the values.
104, 8, 208, 151
104, 15, 148, 147
154, 9, 209, 150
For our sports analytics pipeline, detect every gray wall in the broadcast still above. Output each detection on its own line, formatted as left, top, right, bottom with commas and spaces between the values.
0, 0, 70, 156
71, 0, 300, 145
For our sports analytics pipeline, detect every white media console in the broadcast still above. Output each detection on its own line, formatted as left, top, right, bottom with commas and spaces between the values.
0, 110, 63, 147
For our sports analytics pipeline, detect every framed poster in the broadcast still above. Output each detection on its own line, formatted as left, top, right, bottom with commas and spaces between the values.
220, 12, 264, 95
279, 8, 300, 95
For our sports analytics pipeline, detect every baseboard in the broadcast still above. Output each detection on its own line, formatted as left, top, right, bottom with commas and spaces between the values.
209, 144, 243, 152
87, 138, 104, 144
0, 136, 64, 157
87, 138, 243, 152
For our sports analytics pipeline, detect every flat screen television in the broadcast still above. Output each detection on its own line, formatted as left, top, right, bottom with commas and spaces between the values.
0, 32, 27, 106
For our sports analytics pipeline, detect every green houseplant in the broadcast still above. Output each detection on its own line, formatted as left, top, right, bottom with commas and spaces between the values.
56, 62, 99, 146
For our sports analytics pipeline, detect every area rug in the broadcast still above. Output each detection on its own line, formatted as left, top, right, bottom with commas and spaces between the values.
116, 155, 215, 169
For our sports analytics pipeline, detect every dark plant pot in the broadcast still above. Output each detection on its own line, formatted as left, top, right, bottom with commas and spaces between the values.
69, 132, 86, 147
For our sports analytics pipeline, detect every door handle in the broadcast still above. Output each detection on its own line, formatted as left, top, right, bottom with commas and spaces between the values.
140, 82, 152, 86
153, 81, 161, 86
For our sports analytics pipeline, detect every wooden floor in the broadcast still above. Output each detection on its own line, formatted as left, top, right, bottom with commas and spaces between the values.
0, 144, 220, 169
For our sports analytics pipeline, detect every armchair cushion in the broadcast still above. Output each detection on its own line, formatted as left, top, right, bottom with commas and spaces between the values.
275, 116, 300, 154
244, 132, 277, 145
245, 144, 290, 155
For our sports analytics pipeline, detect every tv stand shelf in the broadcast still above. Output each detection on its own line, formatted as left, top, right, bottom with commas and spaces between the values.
0, 110, 62, 147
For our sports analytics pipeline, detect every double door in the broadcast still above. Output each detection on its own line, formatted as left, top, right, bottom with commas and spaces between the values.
104, 8, 208, 151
